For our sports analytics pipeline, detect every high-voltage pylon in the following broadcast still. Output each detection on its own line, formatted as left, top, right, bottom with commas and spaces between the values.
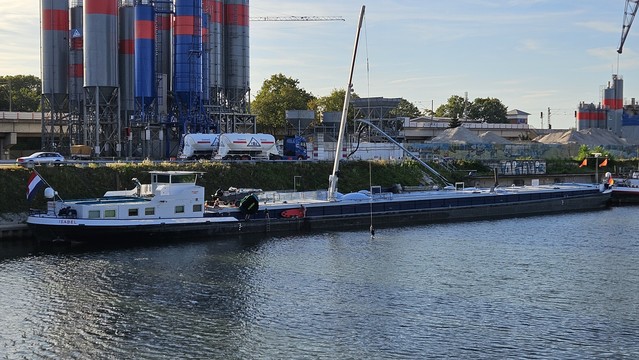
618, 0, 639, 54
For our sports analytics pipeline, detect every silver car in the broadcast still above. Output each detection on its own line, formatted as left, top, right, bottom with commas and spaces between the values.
17, 152, 65, 165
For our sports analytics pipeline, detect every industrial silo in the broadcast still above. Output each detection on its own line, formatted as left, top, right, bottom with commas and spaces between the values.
84, 0, 118, 89
204, 0, 224, 105
603, 74, 623, 110
41, 0, 69, 112
202, 12, 210, 104
84, 0, 120, 156
41, 0, 69, 152
119, 1, 135, 117
593, 106, 607, 129
603, 74, 624, 136
69, 0, 83, 115
224, 0, 249, 112
155, 0, 171, 116
173, 0, 203, 106
134, 2, 156, 110
576, 103, 592, 131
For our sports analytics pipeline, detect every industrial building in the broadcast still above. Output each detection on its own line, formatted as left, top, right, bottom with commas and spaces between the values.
577, 74, 639, 143
40, 0, 252, 159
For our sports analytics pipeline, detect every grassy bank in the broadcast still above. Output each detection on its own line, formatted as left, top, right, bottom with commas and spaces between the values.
0, 160, 427, 214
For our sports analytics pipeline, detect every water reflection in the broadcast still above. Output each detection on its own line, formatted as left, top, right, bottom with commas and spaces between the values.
1, 208, 638, 358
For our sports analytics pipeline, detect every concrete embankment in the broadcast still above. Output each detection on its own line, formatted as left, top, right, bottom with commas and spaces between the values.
0, 213, 31, 241
0, 224, 31, 240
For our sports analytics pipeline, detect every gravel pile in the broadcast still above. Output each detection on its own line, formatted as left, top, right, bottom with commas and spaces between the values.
478, 131, 512, 144
430, 126, 484, 144
533, 128, 628, 146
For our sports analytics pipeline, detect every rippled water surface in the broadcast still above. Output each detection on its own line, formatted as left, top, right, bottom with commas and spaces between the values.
1, 207, 638, 359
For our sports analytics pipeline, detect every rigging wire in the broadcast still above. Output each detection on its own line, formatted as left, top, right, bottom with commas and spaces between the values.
362, 14, 375, 239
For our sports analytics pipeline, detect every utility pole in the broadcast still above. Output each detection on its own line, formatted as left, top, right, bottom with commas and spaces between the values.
547, 107, 551, 129
540, 111, 544, 129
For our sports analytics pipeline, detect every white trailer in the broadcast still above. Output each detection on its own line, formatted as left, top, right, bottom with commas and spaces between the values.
215, 133, 280, 160
179, 133, 220, 160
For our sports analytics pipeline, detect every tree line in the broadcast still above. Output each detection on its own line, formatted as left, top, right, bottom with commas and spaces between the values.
0, 75, 41, 112
251, 74, 509, 133
0, 73, 510, 132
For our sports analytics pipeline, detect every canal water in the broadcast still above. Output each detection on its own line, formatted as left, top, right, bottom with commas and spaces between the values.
1, 207, 638, 359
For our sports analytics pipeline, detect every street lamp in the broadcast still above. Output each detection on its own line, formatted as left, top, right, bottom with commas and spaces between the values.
592, 152, 602, 183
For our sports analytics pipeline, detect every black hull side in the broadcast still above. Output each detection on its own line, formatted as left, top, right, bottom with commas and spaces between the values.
306, 191, 611, 232
29, 191, 611, 243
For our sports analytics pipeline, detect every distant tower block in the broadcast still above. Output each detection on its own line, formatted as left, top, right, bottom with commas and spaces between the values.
286, 110, 315, 134
41, 0, 69, 152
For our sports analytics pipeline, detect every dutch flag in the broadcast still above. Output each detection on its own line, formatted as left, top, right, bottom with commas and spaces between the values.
27, 172, 44, 201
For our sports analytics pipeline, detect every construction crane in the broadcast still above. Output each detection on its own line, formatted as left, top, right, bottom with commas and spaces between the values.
250, 16, 345, 22
618, 0, 639, 54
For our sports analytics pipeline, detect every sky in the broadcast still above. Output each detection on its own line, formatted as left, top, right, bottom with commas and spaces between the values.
2, 1, 637, 130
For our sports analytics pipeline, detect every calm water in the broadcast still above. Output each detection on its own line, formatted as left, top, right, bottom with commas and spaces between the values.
1, 207, 638, 359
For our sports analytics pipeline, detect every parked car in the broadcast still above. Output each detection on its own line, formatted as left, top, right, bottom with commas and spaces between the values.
17, 152, 65, 165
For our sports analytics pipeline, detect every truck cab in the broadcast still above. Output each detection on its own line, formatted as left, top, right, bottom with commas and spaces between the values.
282, 135, 308, 160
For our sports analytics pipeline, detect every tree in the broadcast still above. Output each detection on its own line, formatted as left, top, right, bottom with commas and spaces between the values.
251, 74, 315, 134
448, 117, 462, 128
389, 98, 422, 119
434, 95, 469, 120
310, 88, 362, 124
0, 75, 41, 112
467, 97, 508, 123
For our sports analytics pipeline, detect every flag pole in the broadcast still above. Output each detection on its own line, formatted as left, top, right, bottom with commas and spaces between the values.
31, 169, 64, 202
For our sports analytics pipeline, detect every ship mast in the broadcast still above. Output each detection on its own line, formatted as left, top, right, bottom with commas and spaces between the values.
328, 5, 366, 201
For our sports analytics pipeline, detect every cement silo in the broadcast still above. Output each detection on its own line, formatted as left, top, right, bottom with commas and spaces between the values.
68, 0, 84, 145
84, 0, 120, 156
41, 0, 69, 152
202, 12, 210, 104
155, 0, 171, 116
41, 0, 69, 109
204, 0, 224, 105
134, 2, 156, 110
224, 0, 249, 112
119, 1, 135, 121
174, 0, 207, 132
604, 74, 624, 136
603, 75, 623, 110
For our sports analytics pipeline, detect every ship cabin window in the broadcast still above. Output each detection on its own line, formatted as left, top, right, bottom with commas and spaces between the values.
173, 174, 197, 183
193, 204, 202, 212
175, 205, 185, 214
145, 207, 155, 216
88, 210, 100, 219
104, 210, 116, 218
129, 208, 139, 217
153, 174, 171, 184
